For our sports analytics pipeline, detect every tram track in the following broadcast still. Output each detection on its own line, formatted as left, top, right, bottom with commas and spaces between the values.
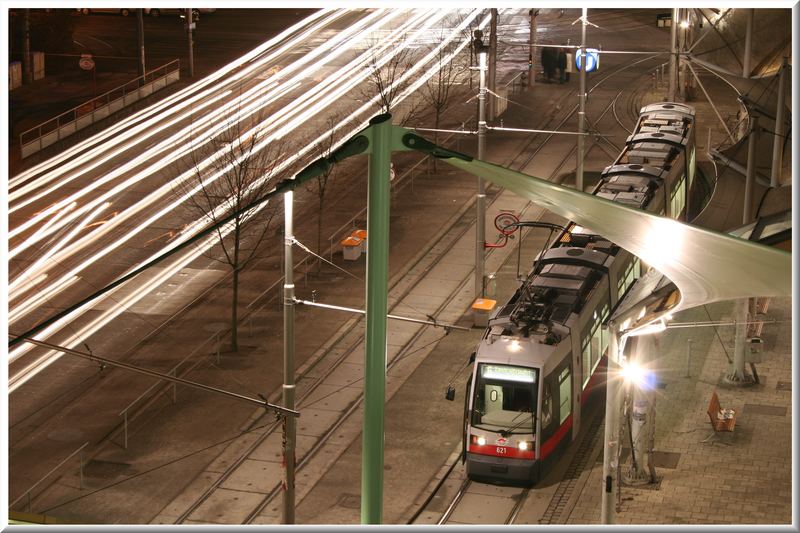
406, 51, 662, 526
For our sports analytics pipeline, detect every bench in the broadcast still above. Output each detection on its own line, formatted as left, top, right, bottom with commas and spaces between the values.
702, 390, 736, 444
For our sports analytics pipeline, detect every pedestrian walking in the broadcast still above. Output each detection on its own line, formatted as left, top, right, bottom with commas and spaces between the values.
557, 48, 567, 84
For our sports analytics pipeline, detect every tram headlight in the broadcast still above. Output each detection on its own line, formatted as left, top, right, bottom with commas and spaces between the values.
518, 440, 534, 451
477, 436, 486, 446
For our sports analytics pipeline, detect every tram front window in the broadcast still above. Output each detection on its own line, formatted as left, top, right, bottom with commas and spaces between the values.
471, 363, 538, 434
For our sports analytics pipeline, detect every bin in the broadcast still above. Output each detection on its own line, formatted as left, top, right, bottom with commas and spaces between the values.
351, 229, 367, 253
472, 298, 497, 328
341, 236, 363, 261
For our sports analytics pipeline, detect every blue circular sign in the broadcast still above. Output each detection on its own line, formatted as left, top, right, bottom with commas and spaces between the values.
575, 48, 600, 72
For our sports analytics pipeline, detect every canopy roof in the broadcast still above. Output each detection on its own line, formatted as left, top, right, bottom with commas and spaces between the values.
442, 158, 792, 317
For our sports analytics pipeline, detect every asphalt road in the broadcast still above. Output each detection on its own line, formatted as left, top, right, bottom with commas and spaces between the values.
7, 8, 491, 505
7, 9, 316, 143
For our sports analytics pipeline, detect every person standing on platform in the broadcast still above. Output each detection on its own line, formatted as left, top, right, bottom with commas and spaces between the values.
557, 48, 567, 84
541, 45, 556, 83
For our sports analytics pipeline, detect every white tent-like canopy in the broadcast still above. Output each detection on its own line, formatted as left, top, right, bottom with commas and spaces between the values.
442, 158, 792, 321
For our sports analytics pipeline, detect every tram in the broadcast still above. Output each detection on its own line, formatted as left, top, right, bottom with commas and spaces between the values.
458, 102, 696, 484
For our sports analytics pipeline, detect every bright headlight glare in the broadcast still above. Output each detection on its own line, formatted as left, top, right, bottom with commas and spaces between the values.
477, 436, 486, 446
518, 441, 528, 451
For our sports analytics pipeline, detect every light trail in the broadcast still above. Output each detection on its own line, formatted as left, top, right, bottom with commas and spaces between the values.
8, 9, 342, 191
8, 9, 492, 390
9, 202, 111, 300
9, 10, 396, 254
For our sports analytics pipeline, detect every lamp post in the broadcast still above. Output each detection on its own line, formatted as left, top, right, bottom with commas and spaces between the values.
679, 15, 689, 101
528, 9, 538, 87
474, 31, 489, 306
185, 8, 194, 77
621, 335, 657, 485
576, 8, 588, 192
601, 321, 623, 524
282, 190, 297, 524
668, 7, 678, 101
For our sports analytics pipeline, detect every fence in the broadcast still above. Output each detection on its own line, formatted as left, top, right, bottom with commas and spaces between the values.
20, 60, 181, 158
9, 442, 89, 512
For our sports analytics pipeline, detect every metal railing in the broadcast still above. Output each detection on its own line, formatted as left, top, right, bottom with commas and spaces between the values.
9, 441, 89, 512
20, 59, 181, 158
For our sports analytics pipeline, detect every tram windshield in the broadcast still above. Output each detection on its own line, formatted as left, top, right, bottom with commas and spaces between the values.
471, 363, 538, 434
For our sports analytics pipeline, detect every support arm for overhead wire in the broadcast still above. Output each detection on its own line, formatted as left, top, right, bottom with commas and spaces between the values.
685, 61, 736, 144
13, 336, 299, 418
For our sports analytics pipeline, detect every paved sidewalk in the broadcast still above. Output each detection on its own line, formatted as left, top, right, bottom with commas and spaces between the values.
568, 297, 792, 525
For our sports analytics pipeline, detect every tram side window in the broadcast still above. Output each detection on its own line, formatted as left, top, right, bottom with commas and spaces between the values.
617, 258, 642, 299
670, 176, 686, 219
558, 367, 571, 425
599, 304, 610, 356
542, 384, 553, 428
591, 328, 601, 371
582, 340, 591, 388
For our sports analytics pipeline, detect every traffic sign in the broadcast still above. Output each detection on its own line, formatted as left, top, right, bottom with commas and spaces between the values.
79, 54, 95, 71
575, 48, 600, 73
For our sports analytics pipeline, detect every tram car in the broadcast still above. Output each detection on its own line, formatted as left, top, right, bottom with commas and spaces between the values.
457, 102, 696, 485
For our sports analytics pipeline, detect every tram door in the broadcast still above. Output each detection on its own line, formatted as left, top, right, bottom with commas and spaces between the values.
485, 384, 504, 416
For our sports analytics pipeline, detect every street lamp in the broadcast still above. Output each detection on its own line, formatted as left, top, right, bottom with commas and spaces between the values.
472, 30, 489, 320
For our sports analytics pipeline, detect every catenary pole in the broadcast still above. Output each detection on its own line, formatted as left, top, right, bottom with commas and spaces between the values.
475, 42, 488, 304
743, 114, 759, 224
669, 8, 677, 101
185, 8, 194, 77
678, 9, 689, 102
488, 9, 498, 121
770, 57, 788, 187
528, 9, 537, 87
361, 115, 392, 524
282, 190, 297, 524
137, 9, 146, 79
576, 8, 587, 192
23, 9, 33, 85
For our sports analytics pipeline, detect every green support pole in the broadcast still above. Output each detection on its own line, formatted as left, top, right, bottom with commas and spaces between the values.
361, 114, 392, 524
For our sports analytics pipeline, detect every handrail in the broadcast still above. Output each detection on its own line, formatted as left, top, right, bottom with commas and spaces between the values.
19, 59, 181, 148
9, 441, 90, 511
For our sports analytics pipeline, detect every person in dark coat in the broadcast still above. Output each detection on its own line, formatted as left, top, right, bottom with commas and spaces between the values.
557, 48, 568, 84
541, 46, 556, 82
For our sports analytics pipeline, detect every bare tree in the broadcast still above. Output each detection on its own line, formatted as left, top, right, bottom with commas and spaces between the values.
306, 113, 352, 273
419, 18, 471, 171
177, 107, 288, 352
360, 32, 417, 118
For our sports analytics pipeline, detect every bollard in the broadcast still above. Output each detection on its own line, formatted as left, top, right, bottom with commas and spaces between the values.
653, 72, 657, 91
707, 127, 712, 151
686, 338, 692, 377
